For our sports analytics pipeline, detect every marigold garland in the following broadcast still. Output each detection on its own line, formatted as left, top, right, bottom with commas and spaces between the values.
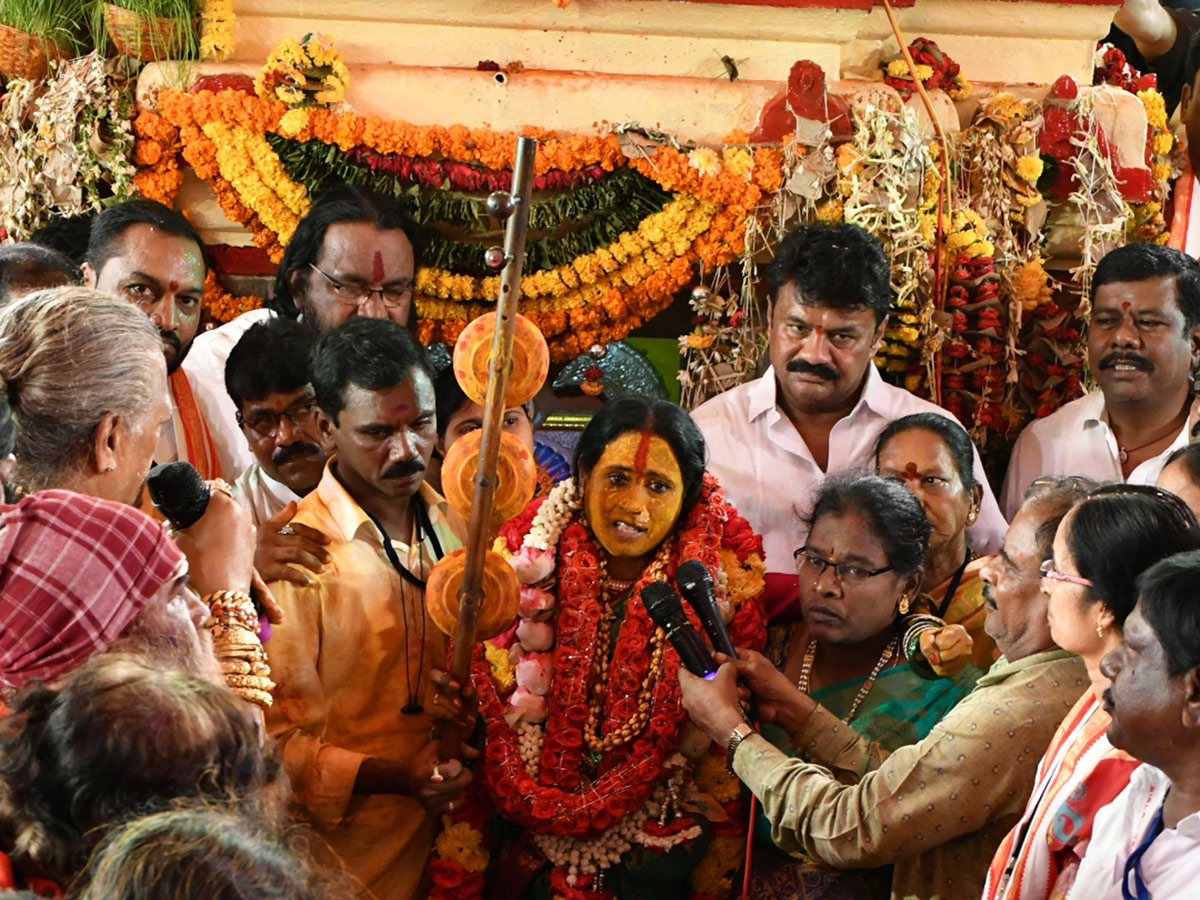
199, 0, 235, 61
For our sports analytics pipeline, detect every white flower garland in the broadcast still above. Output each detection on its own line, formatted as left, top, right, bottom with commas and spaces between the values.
522, 477, 580, 552
529, 752, 692, 885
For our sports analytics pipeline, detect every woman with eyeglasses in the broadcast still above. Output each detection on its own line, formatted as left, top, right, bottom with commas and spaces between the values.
874, 413, 999, 678
983, 484, 1200, 900
748, 475, 980, 900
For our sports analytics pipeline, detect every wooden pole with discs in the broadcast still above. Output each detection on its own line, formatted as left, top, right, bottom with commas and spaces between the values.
427, 135, 548, 758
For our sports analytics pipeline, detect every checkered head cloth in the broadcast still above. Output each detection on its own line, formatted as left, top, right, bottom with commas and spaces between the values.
0, 489, 185, 688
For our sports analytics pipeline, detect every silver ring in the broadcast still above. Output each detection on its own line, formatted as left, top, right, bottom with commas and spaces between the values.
278, 525, 296, 536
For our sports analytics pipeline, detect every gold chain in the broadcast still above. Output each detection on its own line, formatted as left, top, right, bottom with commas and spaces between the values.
796, 635, 898, 723
584, 545, 672, 755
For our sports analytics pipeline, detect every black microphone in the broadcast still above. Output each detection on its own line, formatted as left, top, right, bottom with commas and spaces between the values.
146, 461, 210, 529
676, 559, 738, 660
642, 580, 717, 679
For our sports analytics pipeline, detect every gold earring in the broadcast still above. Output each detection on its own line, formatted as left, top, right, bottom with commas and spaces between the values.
1096, 622, 1105, 639
899, 594, 911, 615
967, 508, 978, 525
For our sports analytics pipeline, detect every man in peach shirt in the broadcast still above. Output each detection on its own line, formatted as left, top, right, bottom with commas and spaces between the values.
266, 318, 471, 899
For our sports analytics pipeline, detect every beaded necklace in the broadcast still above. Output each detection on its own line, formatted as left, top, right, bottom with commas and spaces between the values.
584, 546, 672, 755
796, 635, 899, 723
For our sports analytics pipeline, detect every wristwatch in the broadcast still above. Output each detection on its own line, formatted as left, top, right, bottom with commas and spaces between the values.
725, 722, 754, 774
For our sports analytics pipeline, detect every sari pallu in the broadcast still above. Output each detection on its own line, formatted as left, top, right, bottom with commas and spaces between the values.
750, 637, 981, 900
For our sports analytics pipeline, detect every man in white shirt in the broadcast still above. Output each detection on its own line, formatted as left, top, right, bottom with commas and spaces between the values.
692, 222, 1006, 617
182, 184, 424, 481
1068, 549, 1200, 900
82, 199, 223, 480
225, 316, 333, 587
1002, 243, 1200, 518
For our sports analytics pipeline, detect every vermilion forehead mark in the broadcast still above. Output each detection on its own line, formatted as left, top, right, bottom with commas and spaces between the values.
902, 462, 920, 481
372, 251, 385, 283
168, 280, 179, 292
1121, 301, 1132, 311
634, 429, 652, 474
813, 325, 823, 335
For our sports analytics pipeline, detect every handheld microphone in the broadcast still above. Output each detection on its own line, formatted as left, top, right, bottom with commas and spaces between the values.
641, 580, 717, 679
675, 559, 738, 660
146, 461, 210, 529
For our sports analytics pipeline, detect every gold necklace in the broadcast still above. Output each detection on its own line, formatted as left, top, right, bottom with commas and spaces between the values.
796, 635, 898, 723
584, 545, 671, 755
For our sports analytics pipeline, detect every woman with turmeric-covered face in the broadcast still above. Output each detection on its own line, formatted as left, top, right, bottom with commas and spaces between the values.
454, 397, 768, 900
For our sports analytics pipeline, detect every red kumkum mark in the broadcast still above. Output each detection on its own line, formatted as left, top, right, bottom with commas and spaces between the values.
902, 462, 921, 481
168, 280, 179, 293
372, 250, 385, 284
634, 429, 652, 475
1121, 301, 1132, 311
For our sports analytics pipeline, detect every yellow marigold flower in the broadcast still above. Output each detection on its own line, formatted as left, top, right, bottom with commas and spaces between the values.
1153, 162, 1172, 183
1016, 192, 1042, 208
1153, 132, 1174, 156
435, 821, 489, 872
685, 333, 715, 349
720, 549, 765, 606
815, 198, 843, 222
484, 641, 515, 691
886, 59, 910, 78
722, 147, 754, 178
278, 108, 310, 137
948, 77, 973, 101
913, 64, 935, 82
1015, 156, 1044, 184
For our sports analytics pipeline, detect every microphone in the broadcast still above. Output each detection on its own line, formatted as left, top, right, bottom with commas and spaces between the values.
146, 461, 210, 529
641, 580, 717, 679
676, 559, 738, 660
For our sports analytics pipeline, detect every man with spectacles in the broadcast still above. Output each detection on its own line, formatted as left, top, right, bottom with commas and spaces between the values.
180, 184, 425, 482
1001, 243, 1200, 519
679, 476, 1090, 900
225, 317, 333, 586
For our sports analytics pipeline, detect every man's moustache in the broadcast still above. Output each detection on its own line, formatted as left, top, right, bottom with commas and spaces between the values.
1098, 352, 1153, 373
382, 460, 426, 479
272, 442, 322, 467
159, 328, 182, 355
786, 359, 838, 381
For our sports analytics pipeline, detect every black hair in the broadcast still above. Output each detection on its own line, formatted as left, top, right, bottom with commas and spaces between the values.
1163, 442, 1200, 483
0, 243, 80, 305
309, 317, 433, 425
224, 317, 317, 410
574, 397, 708, 520
873, 412, 977, 493
271, 184, 426, 320
84, 198, 209, 275
1091, 242, 1200, 331
1064, 484, 1200, 628
74, 808, 335, 900
434, 364, 471, 441
1022, 475, 1100, 563
0, 655, 278, 884
30, 214, 95, 265
766, 221, 891, 324
802, 474, 930, 579
1136, 549, 1200, 676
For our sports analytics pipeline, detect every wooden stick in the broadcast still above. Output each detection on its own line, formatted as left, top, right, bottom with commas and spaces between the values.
440, 135, 537, 756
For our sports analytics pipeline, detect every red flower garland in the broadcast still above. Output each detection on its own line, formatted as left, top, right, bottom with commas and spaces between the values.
475, 474, 759, 841
348, 146, 609, 192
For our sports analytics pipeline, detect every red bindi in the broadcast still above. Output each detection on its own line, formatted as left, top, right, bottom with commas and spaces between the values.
633, 429, 652, 475
902, 462, 920, 481
168, 280, 179, 293
1121, 301, 1131, 311
813, 324, 823, 336
372, 250, 385, 283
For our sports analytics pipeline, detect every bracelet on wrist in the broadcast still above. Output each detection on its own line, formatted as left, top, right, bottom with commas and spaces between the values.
726, 722, 754, 774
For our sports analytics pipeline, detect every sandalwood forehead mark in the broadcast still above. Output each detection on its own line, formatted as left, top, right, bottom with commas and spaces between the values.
372, 250, 385, 283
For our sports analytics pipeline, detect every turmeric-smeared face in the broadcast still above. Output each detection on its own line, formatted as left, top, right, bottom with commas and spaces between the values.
584, 431, 684, 559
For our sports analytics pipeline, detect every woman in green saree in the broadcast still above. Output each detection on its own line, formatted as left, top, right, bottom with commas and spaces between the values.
750, 474, 980, 900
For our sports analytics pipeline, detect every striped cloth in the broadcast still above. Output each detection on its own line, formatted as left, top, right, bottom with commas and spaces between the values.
0, 489, 183, 688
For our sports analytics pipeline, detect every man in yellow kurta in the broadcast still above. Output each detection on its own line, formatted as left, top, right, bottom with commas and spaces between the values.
265, 317, 471, 900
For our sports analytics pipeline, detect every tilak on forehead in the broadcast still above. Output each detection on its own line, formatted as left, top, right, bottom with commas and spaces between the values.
633, 428, 652, 474
902, 461, 921, 481
372, 250, 385, 283
1122, 301, 1132, 311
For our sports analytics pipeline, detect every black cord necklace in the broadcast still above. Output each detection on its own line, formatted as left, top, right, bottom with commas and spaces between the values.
363, 497, 445, 714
